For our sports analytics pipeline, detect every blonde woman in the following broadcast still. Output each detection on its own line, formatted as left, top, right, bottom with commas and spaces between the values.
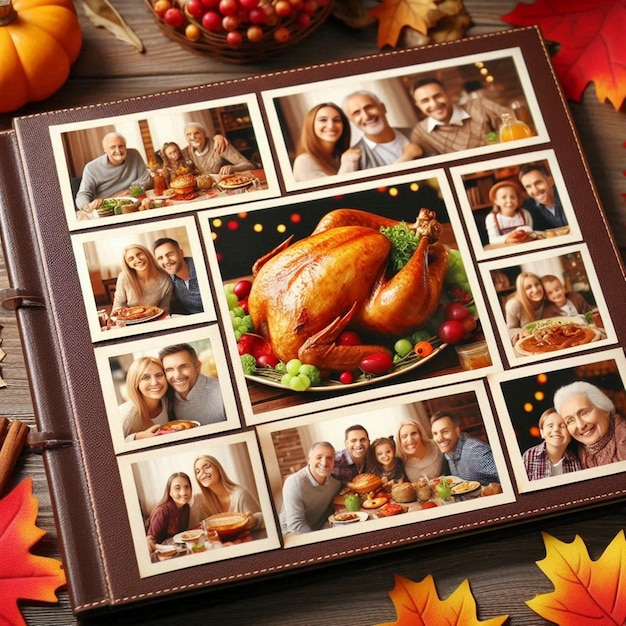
119, 356, 170, 442
396, 418, 444, 481
111, 243, 172, 314
190, 455, 263, 530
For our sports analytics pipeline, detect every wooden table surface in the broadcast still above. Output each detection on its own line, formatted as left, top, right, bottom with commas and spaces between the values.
1, 1, 624, 624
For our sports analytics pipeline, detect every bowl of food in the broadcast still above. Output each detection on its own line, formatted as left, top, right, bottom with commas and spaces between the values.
157, 420, 200, 434
204, 512, 249, 540
170, 173, 198, 195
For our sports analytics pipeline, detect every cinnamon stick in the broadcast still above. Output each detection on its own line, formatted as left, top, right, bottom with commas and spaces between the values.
0, 418, 29, 496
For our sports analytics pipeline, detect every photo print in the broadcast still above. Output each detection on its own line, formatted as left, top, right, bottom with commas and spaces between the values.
118, 431, 280, 578
72, 216, 216, 342
200, 171, 501, 424
489, 348, 626, 493
480, 243, 616, 366
49, 94, 279, 231
263, 47, 547, 191
451, 149, 581, 260
256, 381, 513, 549
95, 325, 241, 453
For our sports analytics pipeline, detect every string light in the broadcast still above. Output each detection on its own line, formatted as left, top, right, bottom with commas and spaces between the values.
523, 402, 533, 413
277, 224, 287, 233
253, 223, 263, 233
212, 218, 222, 228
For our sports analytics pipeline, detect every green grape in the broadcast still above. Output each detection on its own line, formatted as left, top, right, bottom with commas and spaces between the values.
285, 359, 302, 376
299, 364, 322, 386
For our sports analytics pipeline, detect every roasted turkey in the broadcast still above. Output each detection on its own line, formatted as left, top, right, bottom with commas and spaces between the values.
247, 208, 450, 371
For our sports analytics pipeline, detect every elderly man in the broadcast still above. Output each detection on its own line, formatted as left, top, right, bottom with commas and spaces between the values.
410, 78, 511, 156
280, 442, 341, 534
153, 237, 204, 315
158, 343, 226, 425
75, 132, 152, 212
519, 163, 568, 230
332, 424, 375, 488
342, 90, 422, 168
182, 122, 254, 176
430, 412, 499, 485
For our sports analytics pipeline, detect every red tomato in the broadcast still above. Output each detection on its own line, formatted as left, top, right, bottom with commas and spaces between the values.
256, 353, 279, 368
359, 352, 394, 375
339, 371, 354, 384
338, 331, 362, 346
438, 320, 465, 344
444, 302, 470, 321
163, 7, 186, 28
237, 334, 258, 356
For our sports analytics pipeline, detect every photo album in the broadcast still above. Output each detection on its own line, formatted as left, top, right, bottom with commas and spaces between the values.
1, 26, 625, 616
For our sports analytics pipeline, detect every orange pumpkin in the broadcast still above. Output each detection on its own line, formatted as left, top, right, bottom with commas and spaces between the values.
0, 0, 82, 113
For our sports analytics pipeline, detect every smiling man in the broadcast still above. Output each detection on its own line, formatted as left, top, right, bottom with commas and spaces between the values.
409, 78, 511, 156
153, 237, 204, 315
518, 163, 568, 230
280, 442, 341, 535
159, 343, 226, 425
332, 424, 374, 488
342, 90, 422, 169
430, 412, 499, 485
75, 132, 153, 213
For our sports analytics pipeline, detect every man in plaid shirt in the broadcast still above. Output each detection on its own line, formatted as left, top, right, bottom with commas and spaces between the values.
430, 412, 499, 485
332, 425, 375, 489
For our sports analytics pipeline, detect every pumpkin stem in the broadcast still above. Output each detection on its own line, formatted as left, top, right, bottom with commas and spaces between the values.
0, 0, 17, 26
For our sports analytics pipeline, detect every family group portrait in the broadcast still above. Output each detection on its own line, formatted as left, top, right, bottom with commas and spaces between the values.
266, 51, 542, 188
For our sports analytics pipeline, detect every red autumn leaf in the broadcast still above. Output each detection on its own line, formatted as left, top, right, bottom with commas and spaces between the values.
527, 531, 626, 625
501, 0, 626, 110
0, 478, 66, 626
368, 0, 440, 48
378, 573, 508, 625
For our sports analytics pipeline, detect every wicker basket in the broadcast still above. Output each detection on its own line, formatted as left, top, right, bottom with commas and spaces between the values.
391, 482, 416, 503
144, 0, 334, 64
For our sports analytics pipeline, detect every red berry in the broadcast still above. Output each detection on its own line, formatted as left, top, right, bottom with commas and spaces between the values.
273, 25, 290, 42
202, 10, 222, 30
339, 371, 354, 384
248, 6, 266, 22
256, 353, 279, 368
226, 30, 243, 46
359, 352, 394, 375
438, 320, 466, 344
240, 0, 259, 7
246, 24, 263, 41
219, 0, 239, 15
222, 14, 240, 30
186, 0, 205, 18
338, 330, 361, 346
233, 279, 252, 300
274, 0, 292, 16
444, 302, 470, 321
163, 7, 186, 28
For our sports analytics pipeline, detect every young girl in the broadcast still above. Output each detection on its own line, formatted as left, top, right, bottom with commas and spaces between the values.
146, 472, 192, 552
371, 437, 405, 488
485, 180, 533, 245
160, 141, 199, 185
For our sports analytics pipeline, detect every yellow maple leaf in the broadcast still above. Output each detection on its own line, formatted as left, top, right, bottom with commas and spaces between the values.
527, 531, 626, 625
378, 573, 508, 626
369, 0, 441, 49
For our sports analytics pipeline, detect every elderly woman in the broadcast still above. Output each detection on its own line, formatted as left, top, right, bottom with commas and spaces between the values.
553, 381, 626, 468
396, 418, 444, 481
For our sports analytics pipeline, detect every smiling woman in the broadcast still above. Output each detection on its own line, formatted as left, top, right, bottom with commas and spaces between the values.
554, 381, 626, 469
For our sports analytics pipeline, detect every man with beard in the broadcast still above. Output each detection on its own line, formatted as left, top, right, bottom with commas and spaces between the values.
410, 78, 511, 156
153, 237, 204, 315
280, 442, 341, 534
518, 163, 568, 230
332, 424, 374, 488
430, 412, 499, 485
159, 344, 226, 425
182, 122, 254, 176
342, 90, 422, 169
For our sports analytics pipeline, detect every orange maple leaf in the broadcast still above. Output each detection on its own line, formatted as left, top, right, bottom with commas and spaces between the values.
378, 573, 508, 626
502, 0, 626, 111
369, 0, 441, 49
527, 531, 626, 625
0, 478, 66, 626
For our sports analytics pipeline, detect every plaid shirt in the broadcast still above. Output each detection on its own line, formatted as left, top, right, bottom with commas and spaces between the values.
171, 257, 204, 314
446, 432, 499, 485
332, 449, 375, 488
523, 441, 582, 480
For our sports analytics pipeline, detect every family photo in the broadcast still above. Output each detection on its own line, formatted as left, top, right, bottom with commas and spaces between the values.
52, 97, 274, 228
202, 174, 498, 423
266, 51, 543, 188
493, 350, 626, 491
96, 326, 241, 452
257, 384, 510, 548
118, 433, 280, 577
73, 217, 215, 340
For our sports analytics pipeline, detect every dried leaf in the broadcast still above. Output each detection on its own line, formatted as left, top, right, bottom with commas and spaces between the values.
501, 0, 625, 110
0, 478, 66, 626
378, 573, 509, 626
83, 0, 145, 52
369, 0, 468, 49
527, 531, 626, 625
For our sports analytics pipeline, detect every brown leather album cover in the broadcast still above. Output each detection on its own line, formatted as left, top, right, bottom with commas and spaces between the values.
1, 26, 625, 616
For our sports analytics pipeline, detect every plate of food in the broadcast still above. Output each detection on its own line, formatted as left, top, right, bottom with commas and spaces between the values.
110, 305, 163, 324
173, 529, 204, 544
96, 197, 139, 217
515, 317, 600, 356
157, 420, 200, 434
329, 511, 369, 525
217, 173, 256, 190
450, 480, 481, 495
374, 501, 408, 518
